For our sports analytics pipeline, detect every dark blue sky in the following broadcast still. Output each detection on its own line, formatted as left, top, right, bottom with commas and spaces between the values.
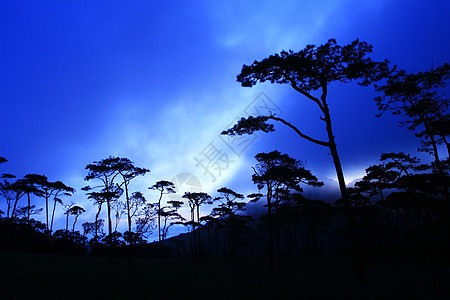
1, 1, 449, 234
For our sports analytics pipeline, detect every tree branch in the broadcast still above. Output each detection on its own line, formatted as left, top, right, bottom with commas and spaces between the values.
268, 115, 329, 147
286, 75, 326, 113
320, 81, 328, 106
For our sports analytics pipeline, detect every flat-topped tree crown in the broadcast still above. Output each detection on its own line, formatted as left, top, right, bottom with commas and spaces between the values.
85, 156, 120, 181
252, 150, 323, 192
182, 192, 212, 206
237, 38, 390, 90
216, 187, 244, 201
115, 157, 150, 180
150, 180, 176, 194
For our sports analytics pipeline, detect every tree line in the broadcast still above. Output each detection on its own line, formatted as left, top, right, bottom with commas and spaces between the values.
0, 39, 448, 284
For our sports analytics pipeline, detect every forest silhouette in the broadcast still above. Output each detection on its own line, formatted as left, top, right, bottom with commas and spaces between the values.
1, 39, 449, 298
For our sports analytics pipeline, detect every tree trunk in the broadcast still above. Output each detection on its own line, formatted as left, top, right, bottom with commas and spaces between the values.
106, 198, 112, 238
94, 204, 102, 243
12, 195, 20, 219
50, 199, 57, 232
196, 205, 203, 257
124, 179, 132, 241
27, 193, 31, 223
45, 195, 49, 232
158, 192, 163, 247
423, 123, 440, 163
268, 83, 365, 282
190, 209, 196, 257
442, 136, 450, 158
322, 96, 365, 284
73, 216, 78, 232
267, 187, 275, 273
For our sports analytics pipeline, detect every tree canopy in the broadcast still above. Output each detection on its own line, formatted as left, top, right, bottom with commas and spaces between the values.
237, 38, 390, 89
375, 63, 450, 161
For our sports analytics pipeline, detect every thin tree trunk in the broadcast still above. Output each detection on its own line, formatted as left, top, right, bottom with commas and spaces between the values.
442, 136, 450, 158
12, 195, 20, 219
424, 125, 440, 163
50, 199, 57, 232
45, 195, 49, 232
161, 216, 170, 247
73, 216, 78, 232
407, 97, 440, 163
267, 188, 275, 273
124, 179, 132, 240
322, 92, 365, 284
104, 176, 113, 243
106, 199, 112, 238
27, 193, 31, 222
196, 205, 203, 257
266, 83, 365, 282
94, 204, 102, 243
191, 209, 196, 257
158, 192, 163, 247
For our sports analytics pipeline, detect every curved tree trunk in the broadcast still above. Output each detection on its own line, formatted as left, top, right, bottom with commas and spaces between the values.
94, 204, 102, 242
261, 82, 366, 282
73, 216, 79, 232
12, 195, 20, 219
326, 121, 365, 284
106, 199, 112, 237
124, 179, 132, 239
321, 87, 365, 284
266, 185, 275, 273
45, 196, 49, 232
26, 193, 31, 223
196, 205, 203, 257
158, 193, 162, 246
50, 199, 58, 232
442, 136, 450, 158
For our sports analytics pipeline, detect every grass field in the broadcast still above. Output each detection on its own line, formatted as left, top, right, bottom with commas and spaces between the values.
0, 251, 449, 299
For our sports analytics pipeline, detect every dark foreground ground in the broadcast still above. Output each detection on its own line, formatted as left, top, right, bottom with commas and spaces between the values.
0, 251, 449, 299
